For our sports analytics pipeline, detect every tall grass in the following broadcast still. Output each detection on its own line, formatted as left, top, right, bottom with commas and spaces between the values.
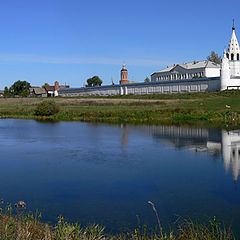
0, 200, 235, 240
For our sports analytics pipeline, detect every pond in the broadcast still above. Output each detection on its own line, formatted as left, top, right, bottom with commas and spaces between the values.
0, 119, 240, 235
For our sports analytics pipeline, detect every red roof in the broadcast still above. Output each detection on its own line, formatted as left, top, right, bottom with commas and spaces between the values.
45, 86, 55, 91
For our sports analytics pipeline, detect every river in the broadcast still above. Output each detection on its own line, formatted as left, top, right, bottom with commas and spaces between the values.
0, 119, 239, 235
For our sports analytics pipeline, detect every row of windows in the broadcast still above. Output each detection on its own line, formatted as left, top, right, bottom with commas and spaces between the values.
155, 72, 204, 81
226, 53, 240, 60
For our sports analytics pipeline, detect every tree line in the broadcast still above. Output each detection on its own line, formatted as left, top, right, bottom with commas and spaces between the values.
3, 76, 104, 97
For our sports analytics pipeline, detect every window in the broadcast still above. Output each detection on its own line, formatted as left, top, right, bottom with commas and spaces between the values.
231, 53, 234, 60
237, 53, 239, 60
227, 53, 229, 59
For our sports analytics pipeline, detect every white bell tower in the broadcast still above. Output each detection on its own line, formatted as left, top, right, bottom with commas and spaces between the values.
226, 21, 240, 77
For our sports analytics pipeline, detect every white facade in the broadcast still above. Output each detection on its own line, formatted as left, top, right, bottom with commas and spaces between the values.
59, 77, 220, 97
151, 61, 220, 82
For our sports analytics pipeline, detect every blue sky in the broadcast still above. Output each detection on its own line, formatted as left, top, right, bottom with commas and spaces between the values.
0, 0, 239, 88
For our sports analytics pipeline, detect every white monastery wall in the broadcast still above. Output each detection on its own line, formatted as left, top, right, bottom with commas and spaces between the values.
59, 77, 220, 97
205, 68, 220, 77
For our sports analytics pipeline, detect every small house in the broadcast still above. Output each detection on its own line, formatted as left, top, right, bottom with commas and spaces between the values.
29, 87, 47, 97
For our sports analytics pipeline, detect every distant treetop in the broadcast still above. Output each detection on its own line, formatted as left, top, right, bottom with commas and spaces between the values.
144, 77, 150, 83
86, 76, 103, 87
7, 80, 31, 97
207, 51, 221, 64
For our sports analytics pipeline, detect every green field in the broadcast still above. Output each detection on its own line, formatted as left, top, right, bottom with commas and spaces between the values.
1, 90, 240, 129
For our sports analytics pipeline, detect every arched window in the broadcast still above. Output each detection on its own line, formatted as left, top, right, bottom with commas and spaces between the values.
231, 53, 234, 60
226, 53, 229, 59
237, 53, 239, 60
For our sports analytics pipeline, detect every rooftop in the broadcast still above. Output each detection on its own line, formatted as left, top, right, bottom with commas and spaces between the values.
154, 60, 220, 74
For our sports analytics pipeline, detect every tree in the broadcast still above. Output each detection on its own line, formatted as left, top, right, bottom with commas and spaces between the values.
9, 80, 31, 97
42, 83, 49, 88
207, 51, 221, 64
144, 77, 150, 82
34, 100, 60, 116
3, 86, 10, 97
86, 76, 103, 87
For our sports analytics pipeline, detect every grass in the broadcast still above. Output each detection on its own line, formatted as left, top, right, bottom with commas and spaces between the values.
1, 90, 240, 129
0, 201, 235, 240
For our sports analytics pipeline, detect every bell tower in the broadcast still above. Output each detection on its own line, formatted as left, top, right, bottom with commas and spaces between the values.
226, 20, 240, 76
120, 64, 129, 84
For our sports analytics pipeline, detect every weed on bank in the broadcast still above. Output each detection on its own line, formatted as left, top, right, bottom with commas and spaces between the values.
0, 200, 235, 240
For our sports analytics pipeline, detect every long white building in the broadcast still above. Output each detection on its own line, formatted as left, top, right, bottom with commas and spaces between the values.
151, 60, 220, 82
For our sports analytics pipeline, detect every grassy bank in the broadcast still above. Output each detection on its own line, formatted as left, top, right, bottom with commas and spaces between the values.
1, 90, 240, 128
0, 204, 234, 240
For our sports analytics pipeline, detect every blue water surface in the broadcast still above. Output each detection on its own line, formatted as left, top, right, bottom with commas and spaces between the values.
0, 119, 239, 235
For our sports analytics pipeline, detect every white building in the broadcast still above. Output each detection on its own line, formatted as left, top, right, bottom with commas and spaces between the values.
221, 24, 240, 90
151, 60, 220, 82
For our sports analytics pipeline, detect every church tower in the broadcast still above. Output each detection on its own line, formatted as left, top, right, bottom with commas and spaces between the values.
120, 64, 129, 84
220, 49, 230, 90
226, 22, 240, 76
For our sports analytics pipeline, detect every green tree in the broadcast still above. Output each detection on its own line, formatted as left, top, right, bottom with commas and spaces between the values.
207, 51, 221, 64
42, 83, 49, 88
144, 77, 150, 82
3, 86, 10, 97
86, 76, 103, 87
9, 80, 31, 97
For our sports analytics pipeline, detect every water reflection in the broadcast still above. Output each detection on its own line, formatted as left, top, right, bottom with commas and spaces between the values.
1, 120, 240, 236
222, 130, 240, 182
123, 125, 240, 183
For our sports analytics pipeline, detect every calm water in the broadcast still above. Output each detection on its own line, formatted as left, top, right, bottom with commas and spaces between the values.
0, 119, 240, 235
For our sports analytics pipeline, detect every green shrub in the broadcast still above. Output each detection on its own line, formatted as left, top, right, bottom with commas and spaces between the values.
34, 100, 60, 116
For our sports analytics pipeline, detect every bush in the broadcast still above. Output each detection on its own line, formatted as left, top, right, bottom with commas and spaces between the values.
34, 100, 60, 116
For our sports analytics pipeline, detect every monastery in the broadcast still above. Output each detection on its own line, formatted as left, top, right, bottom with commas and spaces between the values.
59, 24, 240, 97
152, 23, 240, 90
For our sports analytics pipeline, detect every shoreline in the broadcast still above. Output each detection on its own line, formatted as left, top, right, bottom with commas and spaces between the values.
0, 90, 240, 130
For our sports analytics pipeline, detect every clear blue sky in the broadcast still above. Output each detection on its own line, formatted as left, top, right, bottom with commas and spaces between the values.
0, 0, 239, 88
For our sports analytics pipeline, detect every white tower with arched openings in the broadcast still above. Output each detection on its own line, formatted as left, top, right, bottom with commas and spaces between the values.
226, 23, 240, 76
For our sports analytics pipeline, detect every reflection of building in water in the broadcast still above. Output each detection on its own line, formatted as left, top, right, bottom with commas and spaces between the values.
222, 130, 240, 182
135, 125, 240, 182
146, 125, 221, 153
